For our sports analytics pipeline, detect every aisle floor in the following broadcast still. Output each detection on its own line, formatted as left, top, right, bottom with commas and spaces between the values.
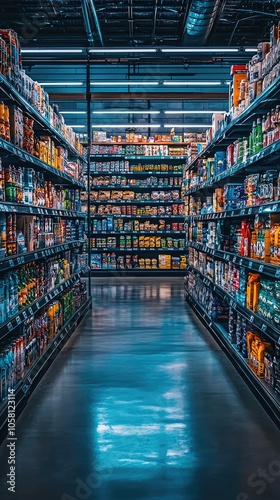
0, 278, 279, 500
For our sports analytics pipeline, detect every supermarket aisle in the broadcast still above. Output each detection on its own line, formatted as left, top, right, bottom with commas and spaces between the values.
0, 278, 279, 500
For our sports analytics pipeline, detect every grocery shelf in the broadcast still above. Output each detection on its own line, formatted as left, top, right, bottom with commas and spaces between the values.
0, 74, 86, 163
91, 230, 184, 235
90, 199, 184, 204
0, 267, 90, 342
186, 265, 280, 344
91, 214, 183, 219
90, 171, 183, 176
184, 139, 280, 197
187, 240, 280, 279
0, 240, 85, 274
186, 74, 280, 171
0, 296, 92, 443
91, 142, 191, 146
91, 247, 185, 252
91, 269, 186, 276
0, 137, 86, 189
91, 155, 188, 160
91, 185, 182, 190
0, 201, 85, 218
185, 200, 280, 221
184, 289, 280, 428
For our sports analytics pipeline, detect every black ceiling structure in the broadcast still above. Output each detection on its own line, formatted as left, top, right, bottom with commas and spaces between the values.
0, 0, 279, 49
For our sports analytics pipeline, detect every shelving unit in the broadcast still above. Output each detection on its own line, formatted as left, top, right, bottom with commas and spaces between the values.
90, 145, 187, 274
0, 68, 92, 439
183, 78, 280, 427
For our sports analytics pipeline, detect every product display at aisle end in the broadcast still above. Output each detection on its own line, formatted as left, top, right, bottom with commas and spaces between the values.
183, 30, 280, 427
89, 131, 206, 273
0, 28, 91, 440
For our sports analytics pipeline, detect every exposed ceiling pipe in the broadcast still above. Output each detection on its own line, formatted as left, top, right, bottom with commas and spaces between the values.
152, 0, 159, 41
183, 0, 222, 45
81, 0, 94, 45
87, 0, 104, 46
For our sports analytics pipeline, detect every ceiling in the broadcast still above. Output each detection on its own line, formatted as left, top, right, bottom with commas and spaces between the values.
0, 0, 278, 48
1, 1, 279, 135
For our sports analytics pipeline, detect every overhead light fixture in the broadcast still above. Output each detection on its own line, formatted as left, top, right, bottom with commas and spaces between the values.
90, 81, 159, 86
21, 49, 83, 53
161, 48, 239, 53
66, 125, 86, 128
163, 81, 221, 86
164, 110, 223, 114
92, 124, 160, 128
40, 82, 83, 86
164, 124, 210, 128
89, 48, 157, 53
245, 48, 258, 52
92, 110, 160, 114
61, 111, 87, 115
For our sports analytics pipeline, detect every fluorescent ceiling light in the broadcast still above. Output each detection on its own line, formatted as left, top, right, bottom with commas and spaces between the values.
92, 124, 160, 128
21, 49, 83, 53
91, 81, 159, 86
40, 82, 83, 86
163, 81, 221, 86
164, 124, 210, 128
61, 111, 86, 115
92, 110, 160, 114
164, 110, 223, 114
89, 48, 157, 53
161, 48, 239, 53
66, 125, 85, 128
245, 48, 257, 52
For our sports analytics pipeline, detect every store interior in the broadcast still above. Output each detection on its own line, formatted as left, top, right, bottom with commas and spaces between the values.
0, 1, 280, 500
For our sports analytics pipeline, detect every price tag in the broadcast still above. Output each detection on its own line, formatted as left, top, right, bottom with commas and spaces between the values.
16, 316, 21, 325
258, 264, 264, 273
34, 253, 38, 260
17, 256, 24, 265
239, 259, 243, 266
248, 208, 252, 215
249, 315, 254, 323
27, 376, 32, 385
54, 340, 58, 348
28, 307, 33, 316
7, 322, 13, 332
261, 324, 267, 332
259, 206, 263, 213
231, 211, 235, 217
248, 261, 253, 268
60, 333, 64, 340
36, 302, 40, 310
272, 204, 278, 212
275, 268, 280, 278
22, 311, 27, 320
9, 259, 15, 267
233, 256, 237, 263
241, 209, 245, 216
22, 384, 30, 395
226, 254, 230, 261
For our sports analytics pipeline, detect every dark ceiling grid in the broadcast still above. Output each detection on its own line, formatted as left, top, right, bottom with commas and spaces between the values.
1, 1, 280, 133
0, 1, 279, 47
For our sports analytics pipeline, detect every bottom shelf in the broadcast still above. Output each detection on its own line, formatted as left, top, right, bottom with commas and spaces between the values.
184, 290, 280, 429
0, 296, 92, 443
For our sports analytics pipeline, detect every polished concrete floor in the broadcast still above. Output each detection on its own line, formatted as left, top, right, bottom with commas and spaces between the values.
0, 278, 279, 500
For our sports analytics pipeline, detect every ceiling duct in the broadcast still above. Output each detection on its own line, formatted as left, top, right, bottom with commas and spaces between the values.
183, 0, 222, 45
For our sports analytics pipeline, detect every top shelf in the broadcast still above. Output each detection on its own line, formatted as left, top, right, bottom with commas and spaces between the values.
0, 74, 86, 164
186, 74, 280, 171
